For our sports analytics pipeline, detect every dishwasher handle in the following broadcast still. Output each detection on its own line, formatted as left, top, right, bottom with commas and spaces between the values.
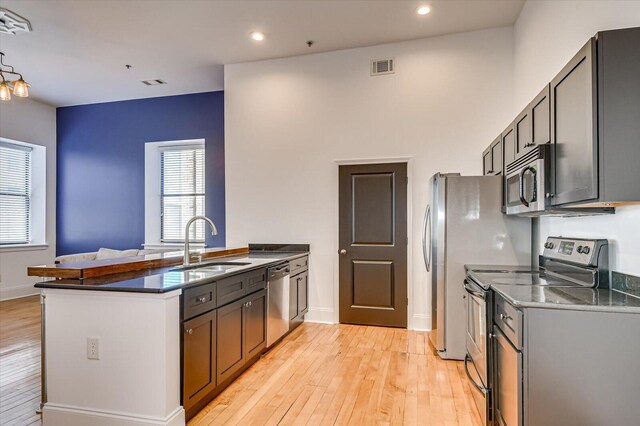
268, 264, 290, 280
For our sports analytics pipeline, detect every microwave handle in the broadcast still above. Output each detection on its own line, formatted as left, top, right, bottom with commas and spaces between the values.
519, 166, 536, 207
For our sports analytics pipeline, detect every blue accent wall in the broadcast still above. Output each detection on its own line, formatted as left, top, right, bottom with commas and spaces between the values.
56, 91, 225, 255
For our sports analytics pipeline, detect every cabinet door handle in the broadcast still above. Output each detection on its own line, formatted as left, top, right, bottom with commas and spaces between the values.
185, 328, 193, 335
499, 313, 512, 321
198, 297, 207, 303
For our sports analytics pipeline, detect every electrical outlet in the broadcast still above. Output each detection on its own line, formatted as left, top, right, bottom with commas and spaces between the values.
87, 337, 100, 360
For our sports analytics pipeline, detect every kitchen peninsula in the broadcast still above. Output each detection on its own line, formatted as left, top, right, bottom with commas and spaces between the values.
31, 245, 310, 426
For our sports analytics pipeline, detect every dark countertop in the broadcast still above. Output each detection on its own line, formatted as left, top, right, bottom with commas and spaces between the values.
466, 264, 640, 313
35, 251, 308, 294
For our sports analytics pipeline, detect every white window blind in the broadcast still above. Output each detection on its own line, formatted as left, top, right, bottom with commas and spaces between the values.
0, 141, 32, 245
160, 146, 205, 242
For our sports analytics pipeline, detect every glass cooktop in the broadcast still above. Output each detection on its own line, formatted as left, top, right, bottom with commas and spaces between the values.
470, 270, 581, 289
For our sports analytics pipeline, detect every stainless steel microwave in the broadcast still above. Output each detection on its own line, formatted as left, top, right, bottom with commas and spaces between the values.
505, 145, 550, 215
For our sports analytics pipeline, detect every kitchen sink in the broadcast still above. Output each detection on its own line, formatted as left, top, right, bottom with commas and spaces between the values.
170, 261, 250, 272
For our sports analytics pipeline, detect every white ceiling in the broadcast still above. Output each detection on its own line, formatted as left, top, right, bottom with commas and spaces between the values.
0, 0, 525, 107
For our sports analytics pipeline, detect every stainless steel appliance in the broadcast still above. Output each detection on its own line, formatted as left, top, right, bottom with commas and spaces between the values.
266, 263, 290, 347
423, 173, 531, 360
464, 236, 609, 425
505, 145, 614, 217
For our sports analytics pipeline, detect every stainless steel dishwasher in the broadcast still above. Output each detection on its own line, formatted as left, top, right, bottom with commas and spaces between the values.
266, 263, 290, 347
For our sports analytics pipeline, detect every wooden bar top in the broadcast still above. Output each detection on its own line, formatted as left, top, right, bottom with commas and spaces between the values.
27, 247, 249, 279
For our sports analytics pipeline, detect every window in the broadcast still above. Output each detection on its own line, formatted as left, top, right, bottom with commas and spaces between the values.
0, 141, 32, 245
161, 146, 205, 242
144, 139, 205, 247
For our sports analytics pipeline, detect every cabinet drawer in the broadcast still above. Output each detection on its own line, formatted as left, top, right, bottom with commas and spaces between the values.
289, 256, 309, 276
217, 275, 246, 306
494, 294, 523, 349
245, 268, 267, 294
184, 283, 216, 320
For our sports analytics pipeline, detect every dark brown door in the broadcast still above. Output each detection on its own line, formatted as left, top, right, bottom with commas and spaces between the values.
338, 163, 408, 328
216, 298, 245, 384
244, 289, 267, 360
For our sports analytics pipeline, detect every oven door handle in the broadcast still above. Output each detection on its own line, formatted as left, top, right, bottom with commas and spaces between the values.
464, 354, 488, 396
464, 280, 486, 300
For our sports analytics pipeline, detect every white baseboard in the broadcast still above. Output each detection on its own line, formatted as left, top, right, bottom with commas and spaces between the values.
305, 307, 336, 324
411, 314, 432, 331
0, 285, 39, 301
42, 404, 184, 426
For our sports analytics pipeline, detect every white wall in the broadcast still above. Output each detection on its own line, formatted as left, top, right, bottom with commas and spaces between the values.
513, 0, 640, 276
225, 27, 515, 328
0, 98, 57, 300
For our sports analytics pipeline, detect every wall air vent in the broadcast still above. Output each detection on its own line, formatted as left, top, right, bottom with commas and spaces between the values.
371, 58, 395, 76
141, 79, 167, 86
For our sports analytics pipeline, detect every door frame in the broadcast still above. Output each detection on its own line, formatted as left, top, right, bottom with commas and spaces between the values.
333, 157, 414, 328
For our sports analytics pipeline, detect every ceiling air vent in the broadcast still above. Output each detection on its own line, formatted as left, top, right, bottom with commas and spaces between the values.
371, 58, 394, 76
141, 79, 167, 86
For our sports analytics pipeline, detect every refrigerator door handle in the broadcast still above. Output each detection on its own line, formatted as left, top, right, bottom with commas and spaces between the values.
422, 204, 431, 272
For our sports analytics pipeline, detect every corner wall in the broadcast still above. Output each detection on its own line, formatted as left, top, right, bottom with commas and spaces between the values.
0, 98, 57, 300
513, 0, 640, 275
224, 27, 515, 327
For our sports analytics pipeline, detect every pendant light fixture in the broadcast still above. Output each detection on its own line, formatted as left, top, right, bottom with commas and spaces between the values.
0, 52, 31, 101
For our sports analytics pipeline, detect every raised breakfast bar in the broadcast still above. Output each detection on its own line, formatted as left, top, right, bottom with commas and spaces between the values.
30, 245, 310, 426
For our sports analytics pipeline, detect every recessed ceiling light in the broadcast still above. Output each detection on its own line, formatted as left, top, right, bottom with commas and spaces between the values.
250, 32, 265, 41
416, 5, 431, 15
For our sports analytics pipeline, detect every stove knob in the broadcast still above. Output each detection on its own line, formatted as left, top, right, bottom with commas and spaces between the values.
576, 246, 583, 254
547, 242, 555, 249
582, 246, 591, 255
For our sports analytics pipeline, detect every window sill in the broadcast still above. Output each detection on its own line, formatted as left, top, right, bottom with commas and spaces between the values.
143, 243, 206, 250
0, 244, 49, 253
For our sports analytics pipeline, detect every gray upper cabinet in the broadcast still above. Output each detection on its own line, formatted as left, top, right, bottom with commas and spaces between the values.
550, 39, 599, 206
551, 27, 640, 207
483, 135, 503, 176
530, 85, 550, 147
514, 108, 531, 159
502, 124, 516, 169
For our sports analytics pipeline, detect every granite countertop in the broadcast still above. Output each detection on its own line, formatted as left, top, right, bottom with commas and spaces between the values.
466, 264, 640, 314
491, 284, 640, 314
35, 251, 308, 294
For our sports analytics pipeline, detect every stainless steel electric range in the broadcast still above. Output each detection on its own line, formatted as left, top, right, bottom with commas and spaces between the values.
462, 236, 610, 425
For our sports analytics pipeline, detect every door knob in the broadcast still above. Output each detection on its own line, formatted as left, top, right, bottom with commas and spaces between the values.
185, 329, 193, 335
339, 249, 347, 255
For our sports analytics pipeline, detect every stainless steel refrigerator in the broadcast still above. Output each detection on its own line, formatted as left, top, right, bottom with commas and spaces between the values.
423, 173, 531, 360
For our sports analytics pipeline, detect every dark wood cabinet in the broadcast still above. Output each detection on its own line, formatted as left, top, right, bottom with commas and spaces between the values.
514, 109, 531, 159
216, 288, 267, 385
244, 289, 267, 360
483, 135, 503, 176
289, 257, 309, 330
297, 270, 309, 317
183, 310, 216, 414
216, 297, 245, 385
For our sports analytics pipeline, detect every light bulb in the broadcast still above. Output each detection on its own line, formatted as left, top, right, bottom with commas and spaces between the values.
12, 79, 29, 97
250, 32, 265, 41
0, 82, 11, 101
417, 5, 431, 15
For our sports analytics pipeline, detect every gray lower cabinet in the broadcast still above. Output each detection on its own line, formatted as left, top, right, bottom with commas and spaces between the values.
183, 310, 216, 415
493, 292, 640, 425
493, 326, 522, 426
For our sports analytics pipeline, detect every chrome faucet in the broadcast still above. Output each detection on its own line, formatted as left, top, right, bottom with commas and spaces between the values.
183, 216, 218, 266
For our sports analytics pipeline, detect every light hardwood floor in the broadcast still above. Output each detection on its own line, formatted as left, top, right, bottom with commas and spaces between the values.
190, 323, 481, 426
0, 296, 481, 426
0, 296, 42, 426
